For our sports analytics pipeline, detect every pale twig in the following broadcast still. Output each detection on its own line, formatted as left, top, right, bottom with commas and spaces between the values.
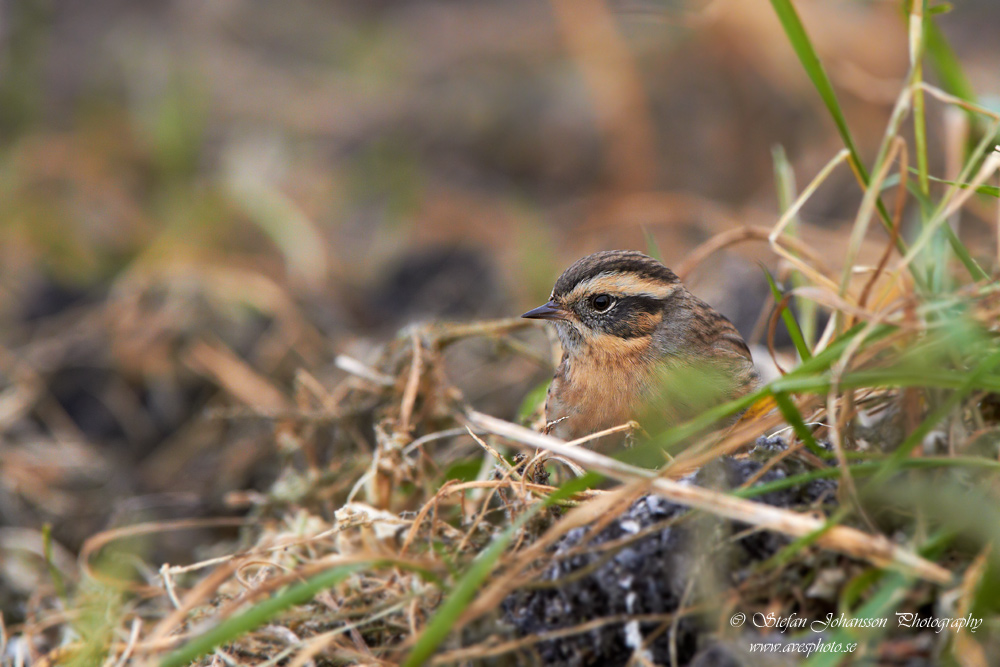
466, 411, 951, 584
334, 355, 396, 387
565, 421, 640, 448
109, 617, 142, 667
403, 427, 483, 455
466, 427, 512, 472
399, 331, 423, 433
159, 563, 182, 610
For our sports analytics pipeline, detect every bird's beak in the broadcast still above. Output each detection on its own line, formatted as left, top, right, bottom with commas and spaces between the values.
521, 300, 569, 322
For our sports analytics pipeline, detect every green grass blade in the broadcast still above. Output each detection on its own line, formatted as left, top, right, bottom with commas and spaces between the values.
160, 562, 372, 667
771, 390, 825, 457
773, 145, 817, 347
761, 264, 812, 361
42, 523, 69, 603
768, 0, 862, 172
944, 225, 990, 282
773, 368, 1000, 394
768, 0, 916, 283
772, 144, 798, 217
911, 1, 931, 196
906, 167, 1000, 197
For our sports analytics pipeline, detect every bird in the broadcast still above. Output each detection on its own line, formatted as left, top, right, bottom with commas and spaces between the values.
521, 250, 759, 443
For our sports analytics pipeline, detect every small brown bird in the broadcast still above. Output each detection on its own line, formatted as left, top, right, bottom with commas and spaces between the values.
522, 250, 759, 442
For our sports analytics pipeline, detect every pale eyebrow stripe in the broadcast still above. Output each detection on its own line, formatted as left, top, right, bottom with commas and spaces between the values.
566, 273, 680, 301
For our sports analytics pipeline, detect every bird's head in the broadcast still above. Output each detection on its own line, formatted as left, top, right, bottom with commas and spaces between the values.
521, 250, 685, 355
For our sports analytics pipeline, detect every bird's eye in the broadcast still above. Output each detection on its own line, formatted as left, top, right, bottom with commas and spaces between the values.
589, 294, 614, 312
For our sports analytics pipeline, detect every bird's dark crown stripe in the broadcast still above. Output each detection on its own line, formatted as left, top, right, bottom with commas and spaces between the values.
553, 251, 680, 297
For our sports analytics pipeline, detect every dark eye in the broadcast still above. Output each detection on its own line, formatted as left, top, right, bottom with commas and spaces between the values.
589, 294, 614, 312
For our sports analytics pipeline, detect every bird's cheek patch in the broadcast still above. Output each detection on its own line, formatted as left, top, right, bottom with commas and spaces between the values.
606, 310, 661, 339
632, 311, 662, 335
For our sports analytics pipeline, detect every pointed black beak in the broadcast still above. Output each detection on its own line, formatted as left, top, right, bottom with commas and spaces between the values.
521, 300, 569, 321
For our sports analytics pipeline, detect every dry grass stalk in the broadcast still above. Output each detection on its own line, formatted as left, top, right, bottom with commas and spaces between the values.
466, 411, 952, 584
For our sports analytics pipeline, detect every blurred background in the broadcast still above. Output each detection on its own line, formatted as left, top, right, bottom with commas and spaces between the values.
2, 0, 1000, 618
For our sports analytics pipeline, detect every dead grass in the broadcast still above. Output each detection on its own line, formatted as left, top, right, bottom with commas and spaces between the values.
3, 2, 1000, 666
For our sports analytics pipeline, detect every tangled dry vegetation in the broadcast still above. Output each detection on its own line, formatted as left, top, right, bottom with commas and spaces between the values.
8, 163, 1000, 665
4, 3, 1000, 667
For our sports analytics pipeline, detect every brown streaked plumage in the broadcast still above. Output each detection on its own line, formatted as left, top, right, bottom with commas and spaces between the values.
522, 250, 759, 442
